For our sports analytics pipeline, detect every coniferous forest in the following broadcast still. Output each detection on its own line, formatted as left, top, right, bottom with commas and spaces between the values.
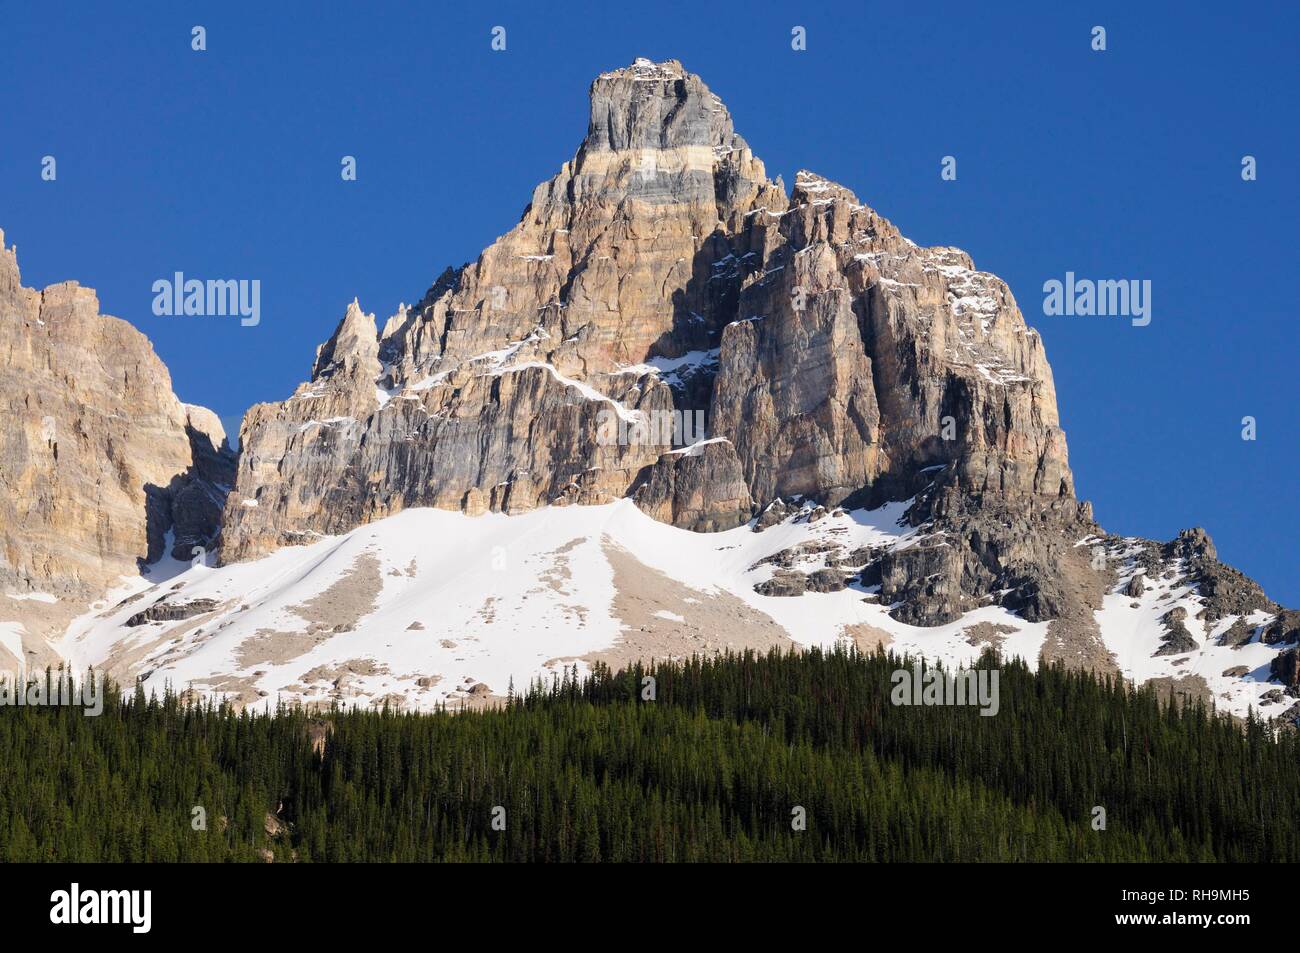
1, 648, 1297, 863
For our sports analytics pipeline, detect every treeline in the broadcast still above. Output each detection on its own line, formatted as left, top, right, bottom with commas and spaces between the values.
0, 649, 1296, 862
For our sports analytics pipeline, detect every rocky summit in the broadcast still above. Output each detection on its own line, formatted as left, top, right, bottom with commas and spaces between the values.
223, 59, 1070, 555
7, 60, 1296, 721
220, 59, 1089, 636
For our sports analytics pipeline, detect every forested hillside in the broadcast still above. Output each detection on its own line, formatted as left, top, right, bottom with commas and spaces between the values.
1, 649, 1296, 862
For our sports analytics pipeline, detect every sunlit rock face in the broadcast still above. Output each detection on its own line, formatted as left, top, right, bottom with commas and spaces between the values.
221, 59, 1074, 571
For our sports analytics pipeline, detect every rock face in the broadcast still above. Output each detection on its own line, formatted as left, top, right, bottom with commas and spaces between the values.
221, 58, 1075, 568
632, 438, 752, 532
0, 230, 234, 670
1155, 607, 1199, 656
1271, 649, 1300, 690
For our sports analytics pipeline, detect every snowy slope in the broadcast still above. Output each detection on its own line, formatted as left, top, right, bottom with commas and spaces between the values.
1095, 548, 1285, 719
58, 501, 1291, 718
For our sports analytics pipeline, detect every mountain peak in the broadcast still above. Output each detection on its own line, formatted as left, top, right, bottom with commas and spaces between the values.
597, 57, 686, 82
222, 58, 1077, 564
0, 226, 233, 672
581, 57, 738, 156
792, 169, 862, 206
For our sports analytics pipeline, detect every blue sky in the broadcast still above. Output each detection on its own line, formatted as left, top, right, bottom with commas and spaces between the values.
2, 1, 1296, 602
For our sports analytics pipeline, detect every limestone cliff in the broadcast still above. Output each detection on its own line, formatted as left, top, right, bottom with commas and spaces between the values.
0, 230, 234, 671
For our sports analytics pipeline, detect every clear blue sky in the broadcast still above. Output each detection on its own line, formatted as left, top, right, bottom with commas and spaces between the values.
2, 1, 1296, 603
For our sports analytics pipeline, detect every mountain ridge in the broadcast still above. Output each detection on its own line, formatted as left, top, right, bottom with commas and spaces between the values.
0, 59, 1293, 721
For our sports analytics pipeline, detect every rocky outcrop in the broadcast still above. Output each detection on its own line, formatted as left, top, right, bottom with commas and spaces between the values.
750, 502, 780, 531
1262, 611, 1300, 646
1218, 618, 1257, 648
807, 568, 850, 593
1270, 649, 1300, 690
0, 230, 234, 670
1164, 528, 1278, 622
754, 570, 808, 598
125, 597, 220, 627
1154, 607, 1199, 657
872, 488, 1097, 627
632, 439, 752, 532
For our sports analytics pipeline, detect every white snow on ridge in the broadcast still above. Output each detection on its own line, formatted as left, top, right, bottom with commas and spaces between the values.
617, 348, 720, 381
496, 362, 644, 423
6, 592, 58, 603
664, 436, 729, 457
1095, 561, 1285, 718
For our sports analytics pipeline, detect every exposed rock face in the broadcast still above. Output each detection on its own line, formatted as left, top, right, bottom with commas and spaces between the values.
807, 568, 850, 593
873, 489, 1097, 628
0, 231, 234, 670
1271, 649, 1300, 691
1173, 536, 1277, 622
754, 570, 807, 598
221, 58, 1074, 566
711, 171, 1071, 510
1154, 607, 1199, 656
125, 597, 221, 628
632, 438, 752, 532
1218, 618, 1257, 648
753, 499, 790, 532
1262, 611, 1300, 646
